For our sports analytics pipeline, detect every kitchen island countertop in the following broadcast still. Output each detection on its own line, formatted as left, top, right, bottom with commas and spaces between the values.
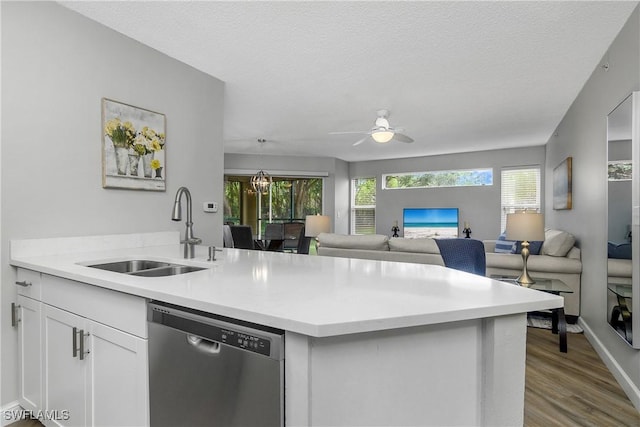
10, 231, 562, 337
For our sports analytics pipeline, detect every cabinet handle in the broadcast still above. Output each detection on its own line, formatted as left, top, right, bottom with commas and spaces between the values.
15, 280, 32, 287
11, 303, 20, 327
72, 327, 78, 358
79, 330, 89, 361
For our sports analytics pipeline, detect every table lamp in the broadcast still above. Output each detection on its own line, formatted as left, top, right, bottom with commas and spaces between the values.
506, 212, 544, 286
305, 215, 330, 252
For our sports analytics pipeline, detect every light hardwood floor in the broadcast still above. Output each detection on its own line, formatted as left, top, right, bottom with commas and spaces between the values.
8, 327, 640, 427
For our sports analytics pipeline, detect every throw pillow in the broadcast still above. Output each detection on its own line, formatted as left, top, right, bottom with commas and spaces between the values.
495, 232, 516, 253
540, 229, 575, 257
513, 240, 544, 255
608, 241, 632, 260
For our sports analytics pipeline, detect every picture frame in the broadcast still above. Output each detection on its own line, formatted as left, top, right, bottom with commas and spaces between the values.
553, 156, 572, 210
102, 98, 166, 191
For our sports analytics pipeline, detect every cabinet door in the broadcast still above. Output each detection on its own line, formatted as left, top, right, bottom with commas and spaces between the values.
42, 305, 87, 427
17, 295, 42, 412
86, 320, 149, 427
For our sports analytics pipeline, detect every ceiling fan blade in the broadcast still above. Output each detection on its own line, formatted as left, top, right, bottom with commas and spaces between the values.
353, 136, 369, 146
393, 133, 414, 143
329, 131, 368, 135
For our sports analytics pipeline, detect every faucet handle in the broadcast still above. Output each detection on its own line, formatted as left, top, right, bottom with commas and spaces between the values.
181, 237, 202, 245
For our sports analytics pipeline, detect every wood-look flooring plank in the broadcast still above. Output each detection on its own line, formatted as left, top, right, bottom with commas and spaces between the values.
525, 326, 640, 427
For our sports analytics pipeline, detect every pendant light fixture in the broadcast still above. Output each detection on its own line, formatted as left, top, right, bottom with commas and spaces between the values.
250, 169, 272, 194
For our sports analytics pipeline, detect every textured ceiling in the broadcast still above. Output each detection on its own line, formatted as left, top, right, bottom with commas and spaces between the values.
60, 1, 637, 162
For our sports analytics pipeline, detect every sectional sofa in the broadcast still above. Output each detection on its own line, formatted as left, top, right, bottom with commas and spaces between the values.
317, 229, 582, 318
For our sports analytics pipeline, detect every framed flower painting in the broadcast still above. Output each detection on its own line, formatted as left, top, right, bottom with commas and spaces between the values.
102, 98, 166, 191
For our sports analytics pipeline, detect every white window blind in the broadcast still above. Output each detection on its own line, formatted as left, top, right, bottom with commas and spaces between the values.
351, 178, 376, 235
500, 167, 541, 232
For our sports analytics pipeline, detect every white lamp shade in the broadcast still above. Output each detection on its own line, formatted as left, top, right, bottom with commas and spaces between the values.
305, 215, 330, 237
371, 130, 394, 143
506, 212, 544, 241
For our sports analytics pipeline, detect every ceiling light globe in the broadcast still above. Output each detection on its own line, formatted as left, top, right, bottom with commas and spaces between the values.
371, 131, 394, 143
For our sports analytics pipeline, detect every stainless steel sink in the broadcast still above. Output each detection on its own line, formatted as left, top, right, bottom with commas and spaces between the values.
130, 265, 205, 277
87, 260, 205, 277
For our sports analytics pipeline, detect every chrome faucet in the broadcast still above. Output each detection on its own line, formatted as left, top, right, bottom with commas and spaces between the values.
171, 187, 202, 258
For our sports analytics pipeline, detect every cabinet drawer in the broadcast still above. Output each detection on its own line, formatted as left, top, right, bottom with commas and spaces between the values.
16, 268, 41, 300
41, 274, 147, 338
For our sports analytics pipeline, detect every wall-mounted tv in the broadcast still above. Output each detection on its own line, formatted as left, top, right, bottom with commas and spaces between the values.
403, 208, 459, 239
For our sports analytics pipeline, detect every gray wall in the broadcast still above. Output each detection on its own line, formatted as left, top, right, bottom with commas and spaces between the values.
545, 6, 640, 407
1, 2, 225, 405
224, 153, 350, 233
349, 146, 546, 241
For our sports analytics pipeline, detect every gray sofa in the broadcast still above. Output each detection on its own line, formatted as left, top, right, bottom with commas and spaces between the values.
317, 229, 582, 318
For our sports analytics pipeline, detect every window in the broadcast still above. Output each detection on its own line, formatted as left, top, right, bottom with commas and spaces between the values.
383, 168, 493, 189
351, 177, 376, 235
500, 167, 541, 231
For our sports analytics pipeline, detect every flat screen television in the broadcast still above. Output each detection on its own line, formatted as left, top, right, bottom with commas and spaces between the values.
403, 208, 459, 239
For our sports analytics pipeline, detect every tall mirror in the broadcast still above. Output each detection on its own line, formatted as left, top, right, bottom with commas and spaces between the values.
606, 93, 638, 347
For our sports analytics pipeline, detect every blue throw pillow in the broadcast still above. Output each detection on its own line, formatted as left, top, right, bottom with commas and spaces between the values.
495, 232, 516, 253
608, 242, 632, 259
513, 240, 543, 255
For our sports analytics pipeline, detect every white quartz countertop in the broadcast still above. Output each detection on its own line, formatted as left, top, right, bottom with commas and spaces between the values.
10, 233, 563, 337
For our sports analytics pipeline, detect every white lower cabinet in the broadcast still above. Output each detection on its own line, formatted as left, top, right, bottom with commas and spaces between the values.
42, 305, 149, 427
17, 295, 42, 412
15, 268, 149, 427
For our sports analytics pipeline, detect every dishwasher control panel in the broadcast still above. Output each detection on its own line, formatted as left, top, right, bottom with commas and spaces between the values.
220, 328, 271, 356
148, 303, 279, 358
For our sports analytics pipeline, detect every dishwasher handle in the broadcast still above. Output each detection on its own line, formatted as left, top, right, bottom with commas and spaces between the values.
186, 334, 221, 355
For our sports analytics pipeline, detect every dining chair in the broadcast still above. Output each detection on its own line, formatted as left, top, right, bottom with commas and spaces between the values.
229, 225, 257, 250
283, 222, 305, 252
296, 226, 312, 255
264, 223, 285, 251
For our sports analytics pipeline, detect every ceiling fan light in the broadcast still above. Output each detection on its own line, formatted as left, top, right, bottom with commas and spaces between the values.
371, 130, 394, 143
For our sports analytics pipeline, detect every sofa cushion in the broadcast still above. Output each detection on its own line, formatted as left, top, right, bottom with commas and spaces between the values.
317, 233, 389, 251
608, 258, 632, 278
540, 229, 575, 257
388, 238, 440, 254
495, 232, 515, 253
608, 242, 632, 260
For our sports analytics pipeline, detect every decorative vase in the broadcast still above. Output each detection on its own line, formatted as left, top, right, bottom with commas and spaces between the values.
142, 153, 153, 178
155, 167, 163, 179
114, 146, 129, 175
128, 153, 140, 176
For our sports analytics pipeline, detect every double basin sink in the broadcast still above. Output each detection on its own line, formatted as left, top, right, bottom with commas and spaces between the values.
87, 259, 205, 277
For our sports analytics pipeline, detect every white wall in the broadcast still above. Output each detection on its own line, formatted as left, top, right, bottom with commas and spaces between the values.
545, 6, 640, 407
224, 153, 350, 233
349, 146, 546, 240
1, 2, 225, 405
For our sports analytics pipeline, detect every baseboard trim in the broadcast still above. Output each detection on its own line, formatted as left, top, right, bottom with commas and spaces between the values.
580, 318, 640, 411
1, 401, 24, 427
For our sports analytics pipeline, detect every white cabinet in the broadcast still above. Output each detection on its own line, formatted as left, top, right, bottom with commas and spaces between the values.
16, 295, 42, 412
15, 268, 149, 427
42, 305, 148, 427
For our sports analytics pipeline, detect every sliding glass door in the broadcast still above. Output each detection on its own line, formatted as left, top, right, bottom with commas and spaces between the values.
224, 176, 323, 235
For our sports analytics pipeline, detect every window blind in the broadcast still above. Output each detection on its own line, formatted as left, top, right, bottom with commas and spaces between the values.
351, 178, 376, 235
500, 167, 541, 232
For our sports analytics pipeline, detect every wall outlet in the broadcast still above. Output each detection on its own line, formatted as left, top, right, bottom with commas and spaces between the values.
203, 202, 218, 213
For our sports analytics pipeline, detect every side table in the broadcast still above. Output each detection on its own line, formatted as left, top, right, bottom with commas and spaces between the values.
608, 282, 632, 344
491, 276, 573, 353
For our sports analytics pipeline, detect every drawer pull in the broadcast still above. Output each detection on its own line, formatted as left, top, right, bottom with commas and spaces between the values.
15, 280, 32, 287
72, 327, 78, 358
11, 303, 20, 327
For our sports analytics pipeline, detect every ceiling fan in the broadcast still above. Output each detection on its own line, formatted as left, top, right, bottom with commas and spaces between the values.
330, 109, 414, 146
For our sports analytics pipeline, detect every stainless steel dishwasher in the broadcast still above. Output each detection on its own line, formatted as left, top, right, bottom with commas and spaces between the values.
147, 301, 285, 427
